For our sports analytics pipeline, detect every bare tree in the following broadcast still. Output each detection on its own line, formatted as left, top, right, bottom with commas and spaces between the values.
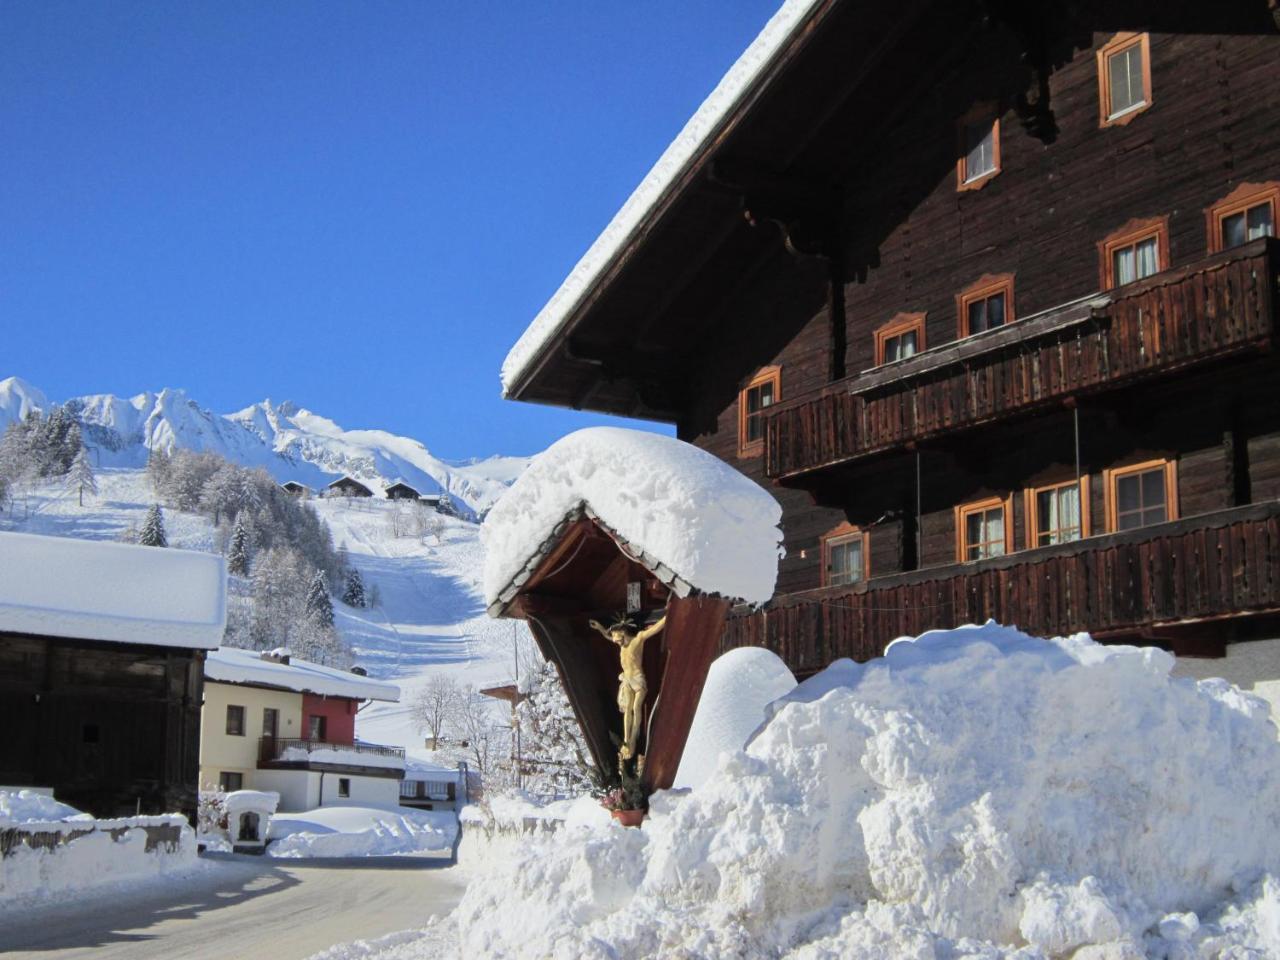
410, 675, 462, 750
412, 503, 443, 544
387, 501, 410, 539
451, 684, 500, 775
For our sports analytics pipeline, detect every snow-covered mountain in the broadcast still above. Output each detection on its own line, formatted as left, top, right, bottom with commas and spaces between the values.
0, 376, 528, 515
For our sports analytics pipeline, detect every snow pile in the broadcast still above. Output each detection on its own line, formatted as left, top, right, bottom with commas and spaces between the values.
482, 428, 783, 610
267, 806, 455, 858
0, 530, 226, 649
500, 0, 823, 396
0, 789, 91, 826
361, 623, 1280, 959
674, 646, 796, 791
0, 792, 196, 906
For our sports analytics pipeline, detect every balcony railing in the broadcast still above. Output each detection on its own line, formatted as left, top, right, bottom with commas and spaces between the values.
258, 737, 406, 766
720, 503, 1280, 675
764, 239, 1278, 480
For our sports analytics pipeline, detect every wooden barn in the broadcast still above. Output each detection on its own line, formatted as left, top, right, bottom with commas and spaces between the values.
501, 3, 1280, 708
280, 480, 311, 498
326, 476, 374, 498
0, 531, 226, 822
384, 480, 423, 501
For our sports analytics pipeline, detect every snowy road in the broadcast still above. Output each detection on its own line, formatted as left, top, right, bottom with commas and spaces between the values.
0, 854, 464, 960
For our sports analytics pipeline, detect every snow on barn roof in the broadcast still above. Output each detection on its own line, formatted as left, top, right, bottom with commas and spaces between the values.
205, 646, 400, 702
0, 530, 226, 650
500, 0, 823, 397
481, 427, 783, 613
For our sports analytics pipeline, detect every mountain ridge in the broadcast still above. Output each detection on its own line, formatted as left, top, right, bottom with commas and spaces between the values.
0, 376, 528, 515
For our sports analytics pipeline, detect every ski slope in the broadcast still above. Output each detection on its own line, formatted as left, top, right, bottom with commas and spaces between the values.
313, 496, 529, 769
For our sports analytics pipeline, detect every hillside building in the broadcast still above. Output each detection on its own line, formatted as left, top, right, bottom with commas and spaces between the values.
280, 480, 311, 498
0, 531, 225, 821
200, 647, 404, 811
502, 4, 1280, 717
384, 480, 423, 501
326, 476, 374, 498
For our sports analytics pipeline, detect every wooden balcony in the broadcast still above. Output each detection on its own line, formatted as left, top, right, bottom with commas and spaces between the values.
765, 239, 1278, 481
720, 503, 1280, 675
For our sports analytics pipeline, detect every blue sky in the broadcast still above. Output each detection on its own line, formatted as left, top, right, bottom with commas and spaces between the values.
0, 2, 779, 460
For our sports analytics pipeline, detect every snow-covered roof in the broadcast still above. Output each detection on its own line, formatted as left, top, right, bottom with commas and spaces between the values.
205, 646, 400, 702
0, 531, 226, 650
481, 427, 783, 612
500, 0, 824, 397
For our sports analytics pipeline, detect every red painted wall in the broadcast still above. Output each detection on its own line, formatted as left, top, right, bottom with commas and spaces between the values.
302, 694, 357, 744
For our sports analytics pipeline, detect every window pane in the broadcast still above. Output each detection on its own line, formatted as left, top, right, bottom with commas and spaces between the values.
964, 122, 994, 181
1113, 247, 1135, 286
985, 509, 1005, 557
966, 512, 985, 555
1222, 211, 1247, 249
746, 414, 763, 442
1127, 46, 1145, 106
1116, 474, 1140, 514
1141, 469, 1166, 509
758, 382, 775, 409
900, 330, 918, 358
1135, 237, 1159, 279
746, 386, 762, 415
986, 292, 1006, 329
1247, 202, 1275, 241
968, 299, 987, 334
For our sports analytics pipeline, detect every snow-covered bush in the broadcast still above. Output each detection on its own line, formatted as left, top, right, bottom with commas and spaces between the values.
409, 624, 1280, 959
196, 787, 228, 837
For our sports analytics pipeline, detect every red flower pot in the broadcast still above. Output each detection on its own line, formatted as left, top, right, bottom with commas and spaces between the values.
611, 808, 646, 827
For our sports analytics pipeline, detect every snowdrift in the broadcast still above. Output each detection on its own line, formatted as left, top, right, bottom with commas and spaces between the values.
267, 807, 455, 858
424, 623, 1280, 958
481, 427, 784, 610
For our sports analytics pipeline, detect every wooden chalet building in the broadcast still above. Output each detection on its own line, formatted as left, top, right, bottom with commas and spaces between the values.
280, 480, 311, 498
326, 476, 374, 498
384, 480, 423, 501
502, 3, 1280, 707
0, 532, 226, 821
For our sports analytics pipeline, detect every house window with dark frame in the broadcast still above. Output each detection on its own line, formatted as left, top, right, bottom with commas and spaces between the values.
738, 366, 780, 457
957, 275, 1014, 338
822, 524, 868, 587
1099, 218, 1169, 290
1025, 479, 1088, 548
338, 778, 351, 799
1208, 183, 1279, 253
1105, 460, 1177, 532
262, 707, 279, 739
957, 117, 1000, 190
956, 497, 1011, 562
219, 771, 244, 792
874, 313, 925, 365
226, 704, 245, 737
308, 715, 327, 742
1097, 33, 1152, 127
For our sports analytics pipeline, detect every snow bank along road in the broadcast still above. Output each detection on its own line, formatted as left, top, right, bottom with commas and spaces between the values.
0, 854, 465, 960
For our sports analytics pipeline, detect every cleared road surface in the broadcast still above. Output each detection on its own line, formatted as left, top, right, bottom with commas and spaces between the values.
0, 853, 466, 959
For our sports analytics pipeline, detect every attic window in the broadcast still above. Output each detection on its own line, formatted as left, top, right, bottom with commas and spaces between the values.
738, 366, 780, 458
1098, 33, 1152, 127
957, 117, 1000, 190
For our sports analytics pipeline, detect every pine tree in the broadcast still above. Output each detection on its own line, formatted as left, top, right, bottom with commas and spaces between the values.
138, 503, 168, 547
341, 567, 366, 608
68, 445, 97, 506
305, 570, 334, 627
227, 515, 251, 576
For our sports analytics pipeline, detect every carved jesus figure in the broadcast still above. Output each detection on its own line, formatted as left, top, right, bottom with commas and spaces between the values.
588, 614, 667, 761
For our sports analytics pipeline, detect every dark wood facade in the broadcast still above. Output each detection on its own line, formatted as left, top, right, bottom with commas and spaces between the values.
0, 633, 204, 821
327, 476, 374, 498
506, 4, 1280, 672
